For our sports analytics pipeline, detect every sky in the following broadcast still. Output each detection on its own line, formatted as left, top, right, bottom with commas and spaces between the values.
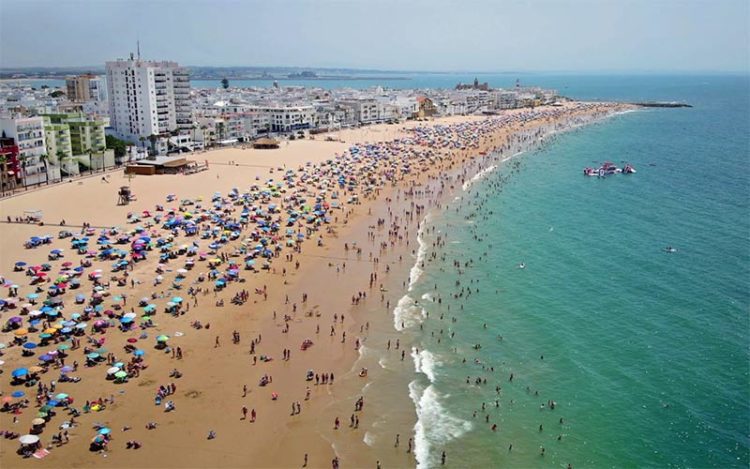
1, 0, 748, 73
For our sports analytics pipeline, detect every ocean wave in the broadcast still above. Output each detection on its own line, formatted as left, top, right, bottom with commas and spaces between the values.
412, 348, 439, 383
408, 219, 428, 291
462, 164, 497, 191
421, 292, 434, 302
409, 381, 473, 468
393, 294, 426, 331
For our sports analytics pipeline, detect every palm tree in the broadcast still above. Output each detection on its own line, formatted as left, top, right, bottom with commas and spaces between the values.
39, 154, 50, 185
56, 150, 67, 176
83, 148, 92, 174
148, 134, 158, 157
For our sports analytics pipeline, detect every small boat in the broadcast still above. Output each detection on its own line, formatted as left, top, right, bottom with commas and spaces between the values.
583, 162, 634, 177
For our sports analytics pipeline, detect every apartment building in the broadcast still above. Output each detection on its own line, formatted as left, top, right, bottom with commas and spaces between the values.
65, 74, 106, 102
106, 56, 193, 146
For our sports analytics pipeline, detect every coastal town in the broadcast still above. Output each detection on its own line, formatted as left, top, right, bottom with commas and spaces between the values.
0, 55, 559, 191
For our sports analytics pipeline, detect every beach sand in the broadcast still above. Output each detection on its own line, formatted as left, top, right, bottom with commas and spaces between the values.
0, 103, 632, 468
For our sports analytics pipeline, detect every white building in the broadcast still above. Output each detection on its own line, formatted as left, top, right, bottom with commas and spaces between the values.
246, 105, 315, 133
106, 56, 193, 147
0, 116, 53, 185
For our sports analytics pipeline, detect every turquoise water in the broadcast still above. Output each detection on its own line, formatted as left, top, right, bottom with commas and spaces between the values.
404, 75, 750, 467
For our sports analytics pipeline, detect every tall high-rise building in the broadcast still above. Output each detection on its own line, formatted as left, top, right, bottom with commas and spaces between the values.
65, 74, 106, 102
105, 56, 193, 143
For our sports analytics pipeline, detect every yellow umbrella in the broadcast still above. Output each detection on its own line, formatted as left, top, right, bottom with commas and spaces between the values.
44, 328, 57, 334
28, 366, 44, 373
14, 329, 29, 336
52, 324, 64, 330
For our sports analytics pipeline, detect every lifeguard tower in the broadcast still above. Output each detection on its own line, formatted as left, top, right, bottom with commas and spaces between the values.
118, 186, 134, 205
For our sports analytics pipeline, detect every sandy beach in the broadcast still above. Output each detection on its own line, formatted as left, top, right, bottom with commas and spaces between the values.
0, 102, 632, 468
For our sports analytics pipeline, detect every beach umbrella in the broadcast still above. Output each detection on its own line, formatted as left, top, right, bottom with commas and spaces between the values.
22, 342, 37, 350
156, 335, 169, 342
39, 354, 54, 362
107, 367, 120, 375
57, 343, 71, 351
11, 390, 25, 398
18, 435, 40, 445
87, 352, 100, 360
55, 393, 69, 400
114, 371, 128, 379
120, 317, 133, 324
60, 365, 74, 373
133, 349, 145, 356
26, 293, 39, 300
11, 368, 28, 377
31, 418, 45, 426
47, 400, 60, 407
14, 329, 29, 336
98, 427, 111, 435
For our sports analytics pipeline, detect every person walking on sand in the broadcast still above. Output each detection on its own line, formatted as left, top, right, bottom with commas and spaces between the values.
242, 406, 248, 420
251, 408, 256, 422
215, 336, 220, 347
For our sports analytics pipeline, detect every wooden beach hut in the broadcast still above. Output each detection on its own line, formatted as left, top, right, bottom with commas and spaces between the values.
253, 138, 280, 149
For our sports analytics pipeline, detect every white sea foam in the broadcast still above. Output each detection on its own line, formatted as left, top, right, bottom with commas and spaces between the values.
412, 348, 439, 383
421, 292, 434, 302
408, 219, 428, 291
363, 431, 375, 447
409, 381, 473, 468
462, 164, 497, 191
392, 294, 426, 331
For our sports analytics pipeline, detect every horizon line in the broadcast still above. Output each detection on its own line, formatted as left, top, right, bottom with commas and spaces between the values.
0, 64, 748, 76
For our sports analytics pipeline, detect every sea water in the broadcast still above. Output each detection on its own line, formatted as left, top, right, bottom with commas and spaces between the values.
401, 75, 750, 468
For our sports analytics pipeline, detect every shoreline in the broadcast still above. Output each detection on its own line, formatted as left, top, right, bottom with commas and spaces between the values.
0, 102, 634, 468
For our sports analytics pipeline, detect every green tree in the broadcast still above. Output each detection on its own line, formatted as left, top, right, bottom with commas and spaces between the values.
49, 90, 65, 98
221, 77, 229, 89
106, 135, 128, 159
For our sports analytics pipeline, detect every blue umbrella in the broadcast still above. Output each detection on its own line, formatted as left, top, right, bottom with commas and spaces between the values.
22, 342, 37, 350
11, 391, 25, 398
39, 354, 54, 362
98, 427, 111, 435
133, 349, 145, 356
87, 352, 100, 359
120, 317, 133, 324
12, 368, 29, 377
47, 400, 60, 407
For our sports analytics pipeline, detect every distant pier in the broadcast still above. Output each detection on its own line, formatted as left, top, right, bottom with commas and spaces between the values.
631, 101, 692, 108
